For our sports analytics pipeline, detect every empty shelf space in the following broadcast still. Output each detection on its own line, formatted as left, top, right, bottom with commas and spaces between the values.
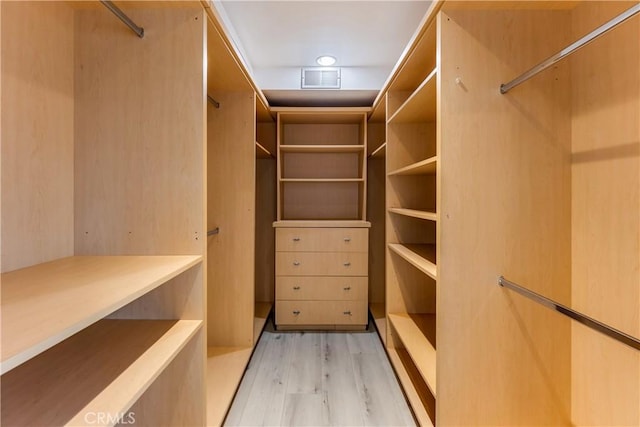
207, 346, 254, 427
388, 156, 437, 176
1, 319, 202, 427
1, 255, 202, 374
387, 68, 437, 124
388, 243, 437, 280
256, 141, 273, 158
389, 207, 437, 221
254, 301, 273, 345
370, 142, 387, 158
279, 145, 364, 153
388, 313, 437, 397
387, 348, 435, 427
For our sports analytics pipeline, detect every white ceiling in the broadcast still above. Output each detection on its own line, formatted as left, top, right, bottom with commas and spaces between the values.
213, 0, 433, 106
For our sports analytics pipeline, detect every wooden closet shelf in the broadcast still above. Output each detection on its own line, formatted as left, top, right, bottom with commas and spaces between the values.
387, 347, 435, 427
389, 207, 437, 221
207, 346, 254, 427
387, 68, 437, 124
281, 178, 364, 183
388, 156, 437, 176
1, 255, 202, 374
1, 319, 201, 427
280, 145, 365, 153
273, 220, 371, 228
369, 142, 387, 158
256, 141, 273, 158
369, 302, 386, 339
388, 313, 437, 397
388, 243, 437, 280
254, 301, 272, 345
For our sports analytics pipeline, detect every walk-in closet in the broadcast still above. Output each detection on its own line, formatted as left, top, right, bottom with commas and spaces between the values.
1, 1, 638, 426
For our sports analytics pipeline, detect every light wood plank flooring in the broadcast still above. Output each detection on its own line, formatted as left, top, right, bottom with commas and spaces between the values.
224, 318, 416, 427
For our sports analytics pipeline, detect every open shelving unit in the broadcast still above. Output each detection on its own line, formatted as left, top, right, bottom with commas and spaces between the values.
382, 6, 440, 425
367, 98, 388, 343
274, 107, 369, 222
1, 256, 202, 374
1, 4, 208, 425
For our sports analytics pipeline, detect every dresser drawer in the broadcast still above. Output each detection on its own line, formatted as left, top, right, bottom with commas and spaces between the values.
276, 300, 368, 326
276, 228, 368, 253
276, 252, 368, 276
276, 276, 367, 301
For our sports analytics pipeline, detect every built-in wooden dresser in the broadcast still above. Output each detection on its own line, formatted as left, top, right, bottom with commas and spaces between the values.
274, 224, 370, 329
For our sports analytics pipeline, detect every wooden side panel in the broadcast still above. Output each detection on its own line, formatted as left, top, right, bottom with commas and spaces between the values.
367, 156, 385, 305
74, 6, 206, 256
207, 91, 255, 347
438, 9, 572, 425
570, 2, 640, 425
1, 2, 74, 272
256, 158, 276, 303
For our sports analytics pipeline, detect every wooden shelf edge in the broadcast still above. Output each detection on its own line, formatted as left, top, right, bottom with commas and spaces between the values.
280, 145, 365, 153
389, 207, 437, 221
387, 68, 437, 124
388, 243, 437, 280
1, 255, 202, 374
388, 156, 437, 176
281, 178, 364, 183
388, 313, 437, 396
387, 348, 435, 427
273, 220, 372, 228
369, 142, 387, 158
67, 320, 203, 426
254, 301, 272, 346
206, 346, 254, 427
256, 141, 273, 158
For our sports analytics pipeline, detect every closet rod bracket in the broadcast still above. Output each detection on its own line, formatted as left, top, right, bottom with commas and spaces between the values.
100, 1, 144, 39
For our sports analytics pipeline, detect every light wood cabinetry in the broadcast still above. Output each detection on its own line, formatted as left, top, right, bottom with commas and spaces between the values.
273, 108, 371, 330
371, 1, 639, 426
203, 3, 277, 424
1, 2, 207, 425
274, 226, 369, 329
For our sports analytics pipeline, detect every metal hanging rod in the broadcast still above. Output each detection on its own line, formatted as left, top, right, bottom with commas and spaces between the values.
500, 3, 640, 94
207, 227, 219, 236
100, 1, 144, 38
207, 95, 220, 108
498, 276, 640, 351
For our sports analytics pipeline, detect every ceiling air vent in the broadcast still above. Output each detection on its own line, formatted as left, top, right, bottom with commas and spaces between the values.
301, 67, 341, 89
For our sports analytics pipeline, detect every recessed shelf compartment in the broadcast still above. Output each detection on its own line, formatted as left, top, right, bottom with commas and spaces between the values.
1, 319, 202, 427
389, 207, 437, 221
388, 68, 437, 124
388, 243, 437, 280
1, 255, 202, 374
388, 156, 437, 176
388, 313, 437, 397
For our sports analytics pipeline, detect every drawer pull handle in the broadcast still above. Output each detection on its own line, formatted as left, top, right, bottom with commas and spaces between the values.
293, 261, 300, 266
344, 237, 351, 242
343, 286, 351, 291
343, 262, 351, 267
293, 286, 301, 290
293, 310, 301, 315
343, 311, 352, 316
293, 237, 300, 242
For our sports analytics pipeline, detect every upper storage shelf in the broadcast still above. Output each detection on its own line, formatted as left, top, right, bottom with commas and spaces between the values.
280, 145, 364, 153
388, 68, 437, 124
0, 255, 202, 374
